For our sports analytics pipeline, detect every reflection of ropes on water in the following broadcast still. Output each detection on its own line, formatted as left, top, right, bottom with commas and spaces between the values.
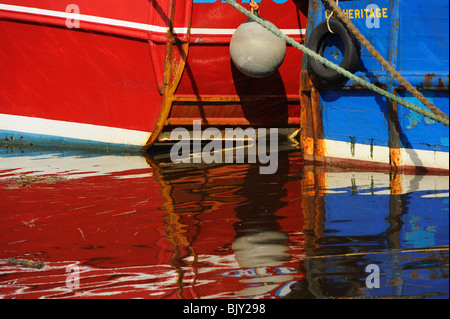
147, 149, 306, 298
146, 155, 250, 298
302, 246, 449, 260
145, 155, 200, 299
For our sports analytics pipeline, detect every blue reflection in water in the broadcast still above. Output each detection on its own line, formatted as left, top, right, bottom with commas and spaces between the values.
294, 170, 448, 299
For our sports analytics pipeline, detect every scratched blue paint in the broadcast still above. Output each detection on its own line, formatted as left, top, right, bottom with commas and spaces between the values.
397, 91, 449, 152
0, 129, 142, 153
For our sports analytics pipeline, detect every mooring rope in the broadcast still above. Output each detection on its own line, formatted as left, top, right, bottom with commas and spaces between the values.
325, 0, 449, 122
303, 246, 449, 260
224, 0, 449, 127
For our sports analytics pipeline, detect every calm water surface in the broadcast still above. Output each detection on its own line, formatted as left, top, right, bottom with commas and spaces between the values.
0, 145, 448, 299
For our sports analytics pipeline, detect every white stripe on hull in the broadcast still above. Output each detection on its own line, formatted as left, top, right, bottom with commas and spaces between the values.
0, 4, 306, 36
324, 139, 390, 165
324, 139, 449, 170
0, 114, 150, 146
401, 147, 449, 170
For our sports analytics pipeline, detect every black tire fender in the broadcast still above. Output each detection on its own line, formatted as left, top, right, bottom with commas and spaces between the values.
307, 19, 360, 82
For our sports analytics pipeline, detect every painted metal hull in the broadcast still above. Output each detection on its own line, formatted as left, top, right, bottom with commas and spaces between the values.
301, 0, 449, 173
0, 0, 307, 151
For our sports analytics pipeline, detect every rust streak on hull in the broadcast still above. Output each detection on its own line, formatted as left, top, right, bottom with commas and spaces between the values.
300, 70, 315, 162
144, 1, 192, 151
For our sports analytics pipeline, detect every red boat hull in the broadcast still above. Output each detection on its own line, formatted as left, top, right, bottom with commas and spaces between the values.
0, 0, 308, 150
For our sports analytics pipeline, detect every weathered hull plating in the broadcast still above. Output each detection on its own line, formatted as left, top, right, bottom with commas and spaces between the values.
301, 0, 449, 173
0, 0, 307, 151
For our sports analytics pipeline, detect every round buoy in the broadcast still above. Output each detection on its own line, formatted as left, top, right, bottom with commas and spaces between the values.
230, 18, 286, 78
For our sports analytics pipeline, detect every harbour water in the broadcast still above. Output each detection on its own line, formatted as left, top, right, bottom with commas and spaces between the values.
0, 144, 448, 299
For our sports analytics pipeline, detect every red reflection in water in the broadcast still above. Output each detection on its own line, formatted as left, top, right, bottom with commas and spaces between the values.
0, 151, 305, 299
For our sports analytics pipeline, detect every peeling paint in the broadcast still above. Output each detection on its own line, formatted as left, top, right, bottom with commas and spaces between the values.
405, 113, 423, 129
424, 73, 436, 90
424, 118, 436, 125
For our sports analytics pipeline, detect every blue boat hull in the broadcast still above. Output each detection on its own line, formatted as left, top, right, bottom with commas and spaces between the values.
301, 0, 449, 173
